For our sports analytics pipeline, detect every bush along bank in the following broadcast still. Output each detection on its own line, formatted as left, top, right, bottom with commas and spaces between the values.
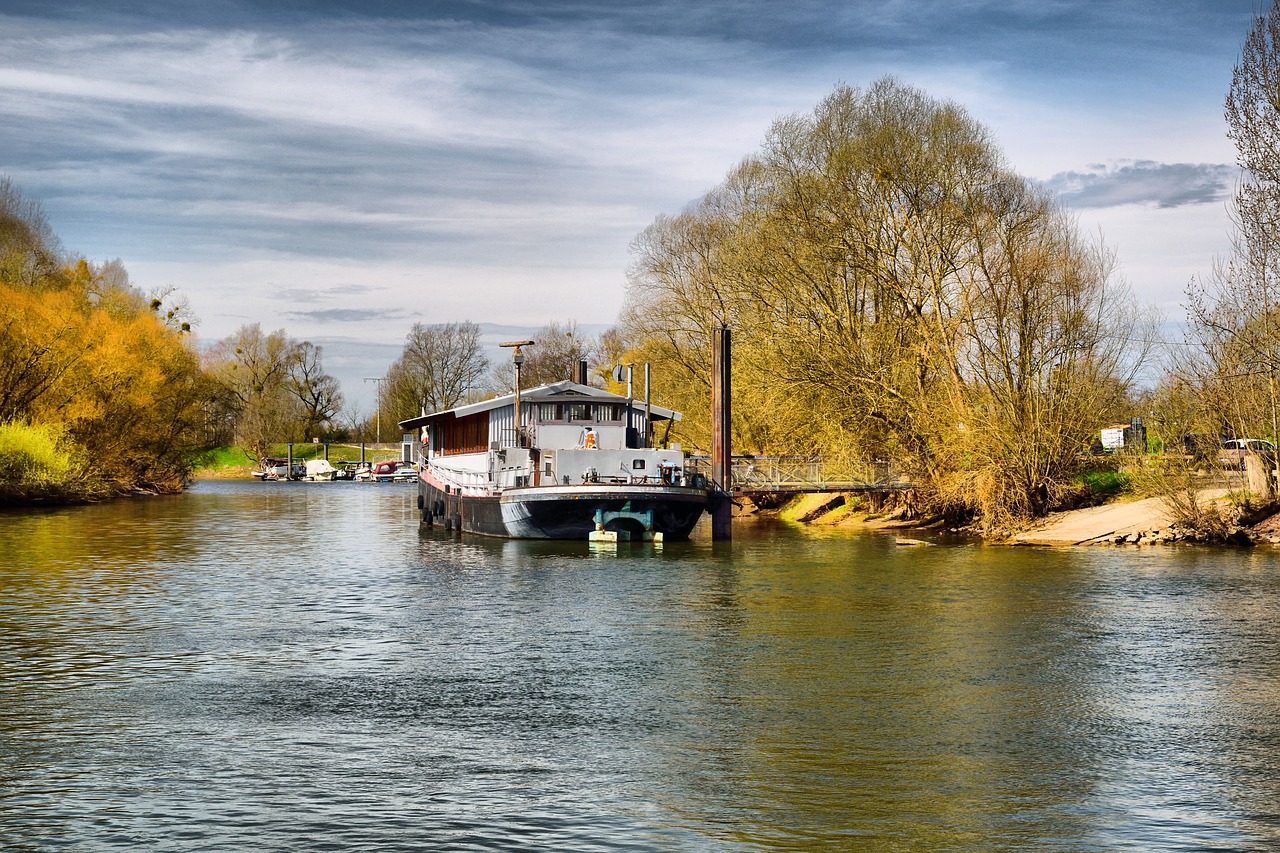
0, 418, 201, 507
0, 422, 106, 505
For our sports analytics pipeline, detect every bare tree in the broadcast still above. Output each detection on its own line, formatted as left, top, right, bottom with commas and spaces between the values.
488, 320, 598, 392
384, 321, 490, 418
204, 324, 300, 463
287, 341, 344, 440
0, 175, 63, 288
1186, 0, 1280, 456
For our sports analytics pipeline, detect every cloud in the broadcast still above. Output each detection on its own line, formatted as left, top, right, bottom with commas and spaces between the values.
0, 0, 1256, 410
0, 14, 774, 272
1044, 161, 1238, 209
274, 284, 379, 302
286, 307, 413, 324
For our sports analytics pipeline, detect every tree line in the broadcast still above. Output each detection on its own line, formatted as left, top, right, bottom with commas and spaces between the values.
1167, 0, 1280, 470
620, 77, 1151, 531
607, 3, 1280, 532
8, 2, 1280, 526
0, 171, 616, 505
378, 318, 610, 420
203, 317, 609, 457
0, 176, 367, 501
568, 5, 1280, 532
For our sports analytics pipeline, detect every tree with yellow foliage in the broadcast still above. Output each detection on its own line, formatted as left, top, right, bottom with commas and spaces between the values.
0, 177, 210, 503
623, 80, 1150, 529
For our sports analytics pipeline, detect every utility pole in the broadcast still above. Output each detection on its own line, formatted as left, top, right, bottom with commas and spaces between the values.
364, 377, 384, 445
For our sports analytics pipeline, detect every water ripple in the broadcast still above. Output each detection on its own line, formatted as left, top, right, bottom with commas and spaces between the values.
3, 483, 1280, 850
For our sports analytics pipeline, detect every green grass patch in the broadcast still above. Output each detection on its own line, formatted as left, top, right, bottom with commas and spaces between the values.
1076, 468, 1132, 498
270, 443, 400, 464
192, 445, 255, 469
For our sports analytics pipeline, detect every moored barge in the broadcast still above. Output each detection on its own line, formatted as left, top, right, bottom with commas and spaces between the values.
399, 378, 710, 541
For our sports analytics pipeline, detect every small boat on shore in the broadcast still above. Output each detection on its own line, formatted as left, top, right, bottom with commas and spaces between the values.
303, 459, 338, 481
252, 457, 304, 481
398, 378, 710, 541
371, 460, 417, 482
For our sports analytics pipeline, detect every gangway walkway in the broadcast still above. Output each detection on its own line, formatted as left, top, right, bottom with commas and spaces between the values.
684, 455, 912, 502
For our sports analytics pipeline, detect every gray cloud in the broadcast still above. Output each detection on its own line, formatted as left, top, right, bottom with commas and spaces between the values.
0, 0, 1251, 407
276, 284, 378, 302
1044, 161, 1238, 209
287, 307, 413, 324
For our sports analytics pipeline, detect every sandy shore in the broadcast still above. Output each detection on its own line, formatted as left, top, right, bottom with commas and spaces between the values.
1008, 490, 1232, 546
769, 488, 1277, 546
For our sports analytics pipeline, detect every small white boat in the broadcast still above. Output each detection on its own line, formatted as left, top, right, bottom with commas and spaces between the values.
252, 457, 303, 480
304, 459, 338, 481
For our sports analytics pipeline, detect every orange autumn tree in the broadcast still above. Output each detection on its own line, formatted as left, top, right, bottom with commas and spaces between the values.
0, 177, 210, 503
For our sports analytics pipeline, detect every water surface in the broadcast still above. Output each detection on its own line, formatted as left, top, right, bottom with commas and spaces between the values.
3, 480, 1280, 851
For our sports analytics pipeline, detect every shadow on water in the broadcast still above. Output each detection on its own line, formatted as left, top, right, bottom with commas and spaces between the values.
3, 480, 1280, 851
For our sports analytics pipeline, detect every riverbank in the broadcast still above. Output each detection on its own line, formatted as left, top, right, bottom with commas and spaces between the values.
759, 488, 1280, 546
192, 444, 405, 480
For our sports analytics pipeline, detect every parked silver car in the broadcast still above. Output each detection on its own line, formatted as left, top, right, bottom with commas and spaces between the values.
1218, 438, 1276, 469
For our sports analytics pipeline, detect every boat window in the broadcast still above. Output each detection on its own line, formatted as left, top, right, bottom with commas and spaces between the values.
533, 401, 626, 423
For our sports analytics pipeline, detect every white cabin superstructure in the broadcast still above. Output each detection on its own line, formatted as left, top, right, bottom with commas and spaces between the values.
399, 380, 709, 540
409, 381, 684, 492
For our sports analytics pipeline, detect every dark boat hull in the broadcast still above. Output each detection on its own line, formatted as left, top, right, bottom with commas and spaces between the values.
418, 479, 708, 540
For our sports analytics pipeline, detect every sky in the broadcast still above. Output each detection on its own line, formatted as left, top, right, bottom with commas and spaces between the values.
0, 0, 1261, 409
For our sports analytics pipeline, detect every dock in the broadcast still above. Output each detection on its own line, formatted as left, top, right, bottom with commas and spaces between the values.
685, 455, 913, 506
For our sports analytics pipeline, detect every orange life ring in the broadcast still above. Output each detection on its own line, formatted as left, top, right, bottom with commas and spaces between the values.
583, 429, 597, 449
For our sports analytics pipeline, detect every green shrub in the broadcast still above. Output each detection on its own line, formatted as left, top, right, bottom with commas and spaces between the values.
0, 421, 94, 503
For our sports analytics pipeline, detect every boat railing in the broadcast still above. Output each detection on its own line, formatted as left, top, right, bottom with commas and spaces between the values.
575, 462, 690, 487
428, 461, 491, 492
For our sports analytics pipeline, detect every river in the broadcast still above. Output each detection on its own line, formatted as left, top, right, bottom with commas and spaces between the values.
3, 480, 1280, 851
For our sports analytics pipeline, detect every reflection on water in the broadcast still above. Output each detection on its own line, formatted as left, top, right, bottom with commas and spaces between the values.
3, 481, 1280, 851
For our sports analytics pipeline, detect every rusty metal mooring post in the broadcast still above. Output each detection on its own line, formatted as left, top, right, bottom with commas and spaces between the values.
711, 325, 732, 540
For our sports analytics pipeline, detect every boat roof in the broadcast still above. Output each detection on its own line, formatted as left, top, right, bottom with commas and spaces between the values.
398, 380, 681, 430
